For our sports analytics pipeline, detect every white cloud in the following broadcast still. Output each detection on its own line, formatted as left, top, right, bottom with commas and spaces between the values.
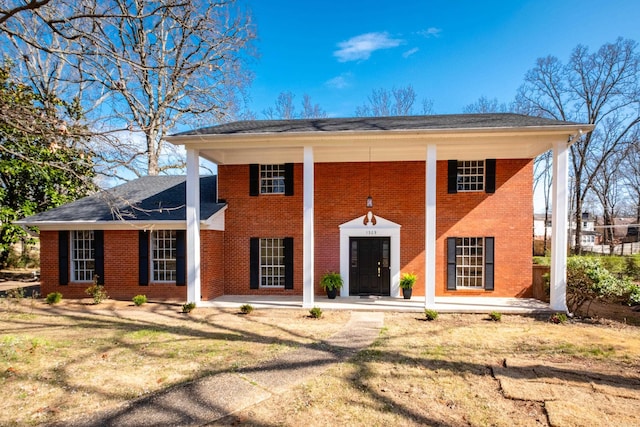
325, 74, 351, 89
402, 47, 419, 58
418, 27, 442, 38
334, 32, 403, 62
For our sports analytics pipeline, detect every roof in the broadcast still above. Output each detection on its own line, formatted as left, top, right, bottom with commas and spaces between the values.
174, 114, 583, 136
17, 175, 225, 227
167, 113, 593, 165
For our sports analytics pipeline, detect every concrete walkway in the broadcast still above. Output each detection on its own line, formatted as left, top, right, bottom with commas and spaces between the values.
53, 311, 384, 427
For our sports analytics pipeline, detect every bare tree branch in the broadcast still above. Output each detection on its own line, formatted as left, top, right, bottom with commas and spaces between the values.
515, 38, 640, 253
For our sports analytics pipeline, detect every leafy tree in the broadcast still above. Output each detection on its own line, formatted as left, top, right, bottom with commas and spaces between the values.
0, 64, 94, 267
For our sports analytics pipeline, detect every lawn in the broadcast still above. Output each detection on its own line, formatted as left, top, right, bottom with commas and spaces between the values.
1, 297, 639, 426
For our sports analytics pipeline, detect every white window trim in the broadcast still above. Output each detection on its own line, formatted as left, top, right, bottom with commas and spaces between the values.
70, 230, 95, 283
259, 238, 285, 288
455, 237, 485, 289
339, 215, 401, 298
457, 160, 485, 192
260, 164, 286, 195
151, 230, 177, 283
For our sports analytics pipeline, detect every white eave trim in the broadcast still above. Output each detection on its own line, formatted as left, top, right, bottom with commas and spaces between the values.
166, 124, 595, 148
16, 206, 227, 232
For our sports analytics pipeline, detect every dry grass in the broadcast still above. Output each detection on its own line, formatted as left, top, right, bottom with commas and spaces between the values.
0, 298, 348, 426
221, 312, 640, 427
1, 297, 640, 426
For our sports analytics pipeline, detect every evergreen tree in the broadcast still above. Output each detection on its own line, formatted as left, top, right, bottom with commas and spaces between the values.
0, 64, 94, 267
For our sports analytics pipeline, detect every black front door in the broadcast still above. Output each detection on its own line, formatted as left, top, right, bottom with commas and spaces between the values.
349, 237, 390, 295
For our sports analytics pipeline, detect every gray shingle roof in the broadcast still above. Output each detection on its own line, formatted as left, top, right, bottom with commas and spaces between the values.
18, 176, 224, 224
174, 113, 582, 136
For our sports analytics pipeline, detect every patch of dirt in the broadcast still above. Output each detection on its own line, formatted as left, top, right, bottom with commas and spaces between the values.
581, 300, 640, 326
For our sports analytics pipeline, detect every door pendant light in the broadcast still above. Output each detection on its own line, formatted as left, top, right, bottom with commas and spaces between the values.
366, 147, 373, 208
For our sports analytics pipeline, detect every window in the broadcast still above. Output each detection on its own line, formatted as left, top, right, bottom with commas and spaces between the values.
151, 230, 177, 282
260, 164, 286, 194
455, 237, 484, 288
447, 236, 494, 291
71, 230, 95, 282
448, 159, 495, 194
457, 160, 484, 192
260, 238, 285, 287
250, 237, 293, 289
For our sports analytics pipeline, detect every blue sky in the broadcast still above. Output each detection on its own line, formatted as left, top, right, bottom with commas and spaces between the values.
246, 0, 640, 117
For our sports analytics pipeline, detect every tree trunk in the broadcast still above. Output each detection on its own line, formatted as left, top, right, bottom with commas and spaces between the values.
574, 194, 583, 255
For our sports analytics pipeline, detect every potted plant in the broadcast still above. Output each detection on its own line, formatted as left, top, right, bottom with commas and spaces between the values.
400, 273, 417, 299
320, 272, 343, 299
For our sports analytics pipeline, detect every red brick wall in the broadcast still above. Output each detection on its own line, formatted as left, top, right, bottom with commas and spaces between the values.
220, 159, 533, 298
38, 158, 532, 300
314, 161, 426, 294
39, 230, 59, 297
218, 164, 304, 295
201, 230, 224, 300
435, 159, 533, 297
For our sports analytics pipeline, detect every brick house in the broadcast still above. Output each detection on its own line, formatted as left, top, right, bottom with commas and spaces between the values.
18, 114, 593, 311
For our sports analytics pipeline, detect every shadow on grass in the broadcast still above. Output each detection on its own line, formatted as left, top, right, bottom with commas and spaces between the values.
1, 303, 638, 427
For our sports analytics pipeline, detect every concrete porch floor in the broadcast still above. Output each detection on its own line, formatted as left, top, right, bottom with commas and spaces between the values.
201, 295, 554, 314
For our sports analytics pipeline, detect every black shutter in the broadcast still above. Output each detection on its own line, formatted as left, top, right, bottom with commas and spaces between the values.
485, 159, 496, 194
249, 164, 259, 196
447, 237, 457, 290
59, 231, 69, 285
284, 163, 294, 196
447, 160, 458, 194
284, 237, 294, 289
138, 231, 149, 286
176, 230, 186, 286
484, 237, 495, 291
250, 237, 259, 289
94, 231, 104, 285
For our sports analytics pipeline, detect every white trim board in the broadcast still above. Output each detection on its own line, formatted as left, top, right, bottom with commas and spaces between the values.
339, 214, 401, 298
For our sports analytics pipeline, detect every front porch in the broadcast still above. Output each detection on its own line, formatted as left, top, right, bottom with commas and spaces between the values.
201, 295, 554, 314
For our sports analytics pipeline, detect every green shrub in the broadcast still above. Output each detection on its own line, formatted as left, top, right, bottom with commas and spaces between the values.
45, 292, 62, 305
85, 278, 108, 305
549, 313, 568, 324
533, 256, 551, 266
6, 287, 25, 301
309, 306, 323, 319
319, 272, 343, 291
489, 311, 502, 322
424, 309, 438, 321
566, 257, 633, 315
399, 273, 417, 289
625, 282, 640, 306
182, 302, 196, 313
626, 254, 640, 281
599, 256, 627, 278
132, 295, 147, 306
240, 304, 254, 315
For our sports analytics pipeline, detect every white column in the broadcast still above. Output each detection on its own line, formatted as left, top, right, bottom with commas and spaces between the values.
550, 141, 569, 312
303, 146, 315, 308
186, 148, 201, 304
425, 145, 437, 308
